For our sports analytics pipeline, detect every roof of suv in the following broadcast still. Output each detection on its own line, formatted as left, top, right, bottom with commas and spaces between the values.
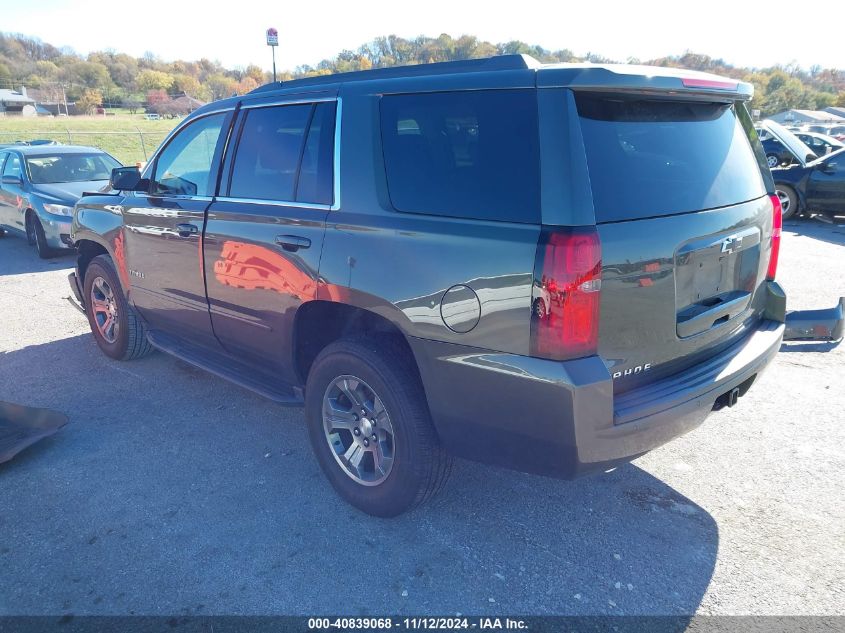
194, 54, 753, 118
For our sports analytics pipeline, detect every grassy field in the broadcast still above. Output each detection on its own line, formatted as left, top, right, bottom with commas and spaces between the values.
0, 115, 179, 165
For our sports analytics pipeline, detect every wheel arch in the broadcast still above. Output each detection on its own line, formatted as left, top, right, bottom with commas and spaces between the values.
293, 300, 423, 390
74, 230, 132, 297
75, 238, 111, 286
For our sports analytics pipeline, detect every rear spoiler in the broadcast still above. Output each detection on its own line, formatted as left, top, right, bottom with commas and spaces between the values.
537, 64, 753, 101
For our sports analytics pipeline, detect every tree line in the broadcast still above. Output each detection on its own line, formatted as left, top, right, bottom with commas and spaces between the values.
1, 32, 843, 115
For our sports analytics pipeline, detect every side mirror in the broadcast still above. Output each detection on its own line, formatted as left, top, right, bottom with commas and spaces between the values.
1, 174, 23, 186
110, 166, 147, 192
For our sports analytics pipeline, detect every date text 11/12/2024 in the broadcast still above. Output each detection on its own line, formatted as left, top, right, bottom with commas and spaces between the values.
307, 617, 528, 630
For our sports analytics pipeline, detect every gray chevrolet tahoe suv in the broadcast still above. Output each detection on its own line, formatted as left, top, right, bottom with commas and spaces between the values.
69, 55, 787, 516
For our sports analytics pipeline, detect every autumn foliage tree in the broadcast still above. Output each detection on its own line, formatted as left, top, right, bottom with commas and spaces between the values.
76, 88, 102, 115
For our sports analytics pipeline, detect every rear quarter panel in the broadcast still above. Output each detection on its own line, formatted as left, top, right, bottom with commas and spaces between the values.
317, 81, 541, 356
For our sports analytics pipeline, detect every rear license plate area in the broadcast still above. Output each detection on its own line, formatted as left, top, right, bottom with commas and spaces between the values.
675, 226, 761, 338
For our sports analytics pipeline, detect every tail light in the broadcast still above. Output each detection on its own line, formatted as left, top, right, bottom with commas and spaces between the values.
530, 227, 602, 360
767, 193, 782, 280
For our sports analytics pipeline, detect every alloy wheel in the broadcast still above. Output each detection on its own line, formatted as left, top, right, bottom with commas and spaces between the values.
90, 276, 120, 344
776, 189, 791, 216
322, 375, 395, 486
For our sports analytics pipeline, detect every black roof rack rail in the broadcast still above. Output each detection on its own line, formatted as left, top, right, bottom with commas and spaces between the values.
249, 54, 540, 94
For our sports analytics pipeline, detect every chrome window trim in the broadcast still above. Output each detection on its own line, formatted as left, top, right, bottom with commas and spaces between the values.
214, 197, 331, 211
331, 98, 342, 211
129, 194, 214, 203
240, 96, 337, 109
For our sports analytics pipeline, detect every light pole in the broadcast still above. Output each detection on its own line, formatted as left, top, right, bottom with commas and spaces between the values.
266, 28, 279, 83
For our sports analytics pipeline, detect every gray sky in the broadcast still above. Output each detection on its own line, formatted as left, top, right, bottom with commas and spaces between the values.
5, 0, 840, 71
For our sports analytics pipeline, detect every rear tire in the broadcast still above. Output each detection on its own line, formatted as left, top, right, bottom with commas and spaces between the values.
305, 337, 452, 517
775, 185, 798, 220
83, 254, 153, 361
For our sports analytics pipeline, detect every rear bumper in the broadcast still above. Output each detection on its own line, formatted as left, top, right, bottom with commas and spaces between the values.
410, 319, 784, 479
784, 297, 844, 342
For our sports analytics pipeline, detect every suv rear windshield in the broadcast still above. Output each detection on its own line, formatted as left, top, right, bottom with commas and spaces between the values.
576, 95, 766, 223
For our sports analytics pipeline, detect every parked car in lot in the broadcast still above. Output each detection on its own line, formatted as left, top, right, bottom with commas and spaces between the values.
26, 139, 62, 146
760, 120, 845, 220
829, 126, 845, 142
773, 148, 845, 220
757, 125, 816, 167
794, 131, 845, 157
70, 56, 788, 516
0, 146, 121, 257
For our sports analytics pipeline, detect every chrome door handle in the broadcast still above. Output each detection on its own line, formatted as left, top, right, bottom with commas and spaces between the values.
275, 235, 311, 252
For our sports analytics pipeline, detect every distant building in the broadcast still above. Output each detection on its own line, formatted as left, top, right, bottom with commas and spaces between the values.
37, 102, 78, 116
0, 88, 36, 116
27, 88, 74, 116
170, 94, 206, 113
768, 109, 845, 125
823, 106, 845, 119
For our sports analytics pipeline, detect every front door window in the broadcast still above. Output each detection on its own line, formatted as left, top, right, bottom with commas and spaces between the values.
151, 114, 226, 196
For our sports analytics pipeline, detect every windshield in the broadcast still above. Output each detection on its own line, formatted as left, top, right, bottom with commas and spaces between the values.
26, 153, 121, 184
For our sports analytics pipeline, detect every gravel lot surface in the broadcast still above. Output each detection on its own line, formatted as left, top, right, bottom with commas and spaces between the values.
0, 219, 843, 616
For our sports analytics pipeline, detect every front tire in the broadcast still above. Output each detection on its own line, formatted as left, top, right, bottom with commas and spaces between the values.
83, 254, 153, 360
27, 214, 52, 258
776, 185, 798, 220
305, 337, 452, 517
766, 153, 780, 169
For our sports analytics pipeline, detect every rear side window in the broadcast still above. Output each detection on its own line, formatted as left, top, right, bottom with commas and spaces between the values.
229, 101, 335, 205
380, 90, 540, 223
576, 95, 767, 223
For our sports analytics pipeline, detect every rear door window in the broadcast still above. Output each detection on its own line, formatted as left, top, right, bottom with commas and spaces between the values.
228, 101, 336, 204
576, 95, 766, 223
380, 89, 540, 223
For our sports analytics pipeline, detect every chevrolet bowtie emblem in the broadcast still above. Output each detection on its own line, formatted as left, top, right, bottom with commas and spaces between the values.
721, 235, 743, 254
